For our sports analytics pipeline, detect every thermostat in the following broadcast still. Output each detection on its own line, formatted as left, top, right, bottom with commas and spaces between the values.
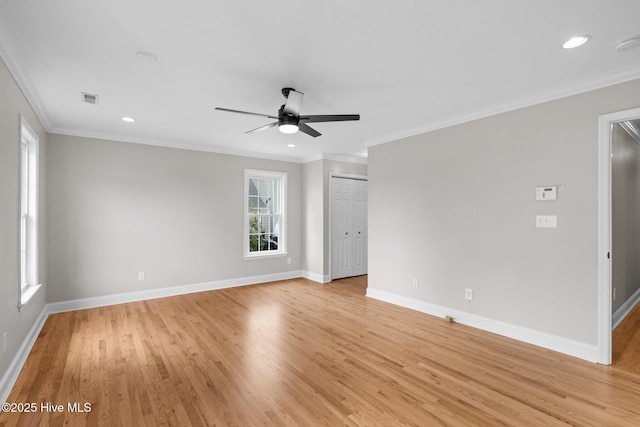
536, 186, 557, 201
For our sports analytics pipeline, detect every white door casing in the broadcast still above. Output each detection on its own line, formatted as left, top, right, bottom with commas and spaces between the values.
597, 106, 640, 365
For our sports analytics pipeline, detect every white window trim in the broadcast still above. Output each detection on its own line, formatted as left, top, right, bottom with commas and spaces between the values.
244, 169, 287, 259
18, 115, 42, 311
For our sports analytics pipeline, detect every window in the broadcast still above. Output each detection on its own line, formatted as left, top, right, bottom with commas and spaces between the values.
19, 116, 40, 309
244, 170, 287, 258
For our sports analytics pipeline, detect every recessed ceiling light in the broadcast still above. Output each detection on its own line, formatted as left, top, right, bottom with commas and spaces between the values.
287, 144, 296, 148
121, 117, 135, 122
136, 51, 158, 63
563, 35, 591, 49
616, 37, 640, 53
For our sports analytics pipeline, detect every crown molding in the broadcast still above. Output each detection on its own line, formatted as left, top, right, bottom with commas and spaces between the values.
0, 28, 52, 130
49, 127, 308, 164
301, 152, 368, 165
51, 127, 371, 165
364, 64, 640, 148
322, 153, 369, 165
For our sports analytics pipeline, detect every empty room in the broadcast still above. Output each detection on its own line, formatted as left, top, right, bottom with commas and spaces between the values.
2, 1, 640, 425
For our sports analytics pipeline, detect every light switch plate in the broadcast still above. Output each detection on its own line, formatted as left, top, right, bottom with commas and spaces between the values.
536, 186, 557, 201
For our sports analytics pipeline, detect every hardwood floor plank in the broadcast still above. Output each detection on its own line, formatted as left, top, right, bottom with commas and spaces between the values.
2, 276, 640, 426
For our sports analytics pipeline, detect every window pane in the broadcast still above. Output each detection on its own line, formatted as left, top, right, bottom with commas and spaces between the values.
267, 233, 278, 250
249, 178, 279, 214
258, 196, 271, 214
273, 218, 280, 242
262, 216, 272, 235
248, 215, 281, 253
249, 216, 262, 252
271, 180, 279, 213
20, 215, 26, 285
248, 196, 259, 213
20, 143, 28, 215
249, 234, 260, 252
249, 216, 262, 233
248, 178, 259, 196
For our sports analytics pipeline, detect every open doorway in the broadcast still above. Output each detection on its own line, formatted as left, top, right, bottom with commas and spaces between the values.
597, 107, 640, 365
610, 119, 640, 372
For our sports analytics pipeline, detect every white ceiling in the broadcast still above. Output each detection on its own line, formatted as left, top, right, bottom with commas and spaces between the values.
1, 1, 640, 163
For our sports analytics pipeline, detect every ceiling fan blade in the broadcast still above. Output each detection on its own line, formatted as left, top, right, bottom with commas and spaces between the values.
298, 123, 321, 137
300, 114, 360, 123
246, 122, 278, 134
283, 89, 304, 115
215, 107, 278, 120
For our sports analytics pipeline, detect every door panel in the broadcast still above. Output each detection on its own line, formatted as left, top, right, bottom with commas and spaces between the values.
332, 178, 352, 279
353, 181, 368, 276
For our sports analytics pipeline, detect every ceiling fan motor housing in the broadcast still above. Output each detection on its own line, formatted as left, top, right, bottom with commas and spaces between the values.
278, 105, 299, 127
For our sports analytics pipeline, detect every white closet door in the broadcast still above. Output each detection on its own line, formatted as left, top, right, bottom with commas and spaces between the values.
331, 177, 368, 280
353, 180, 368, 276
332, 177, 353, 279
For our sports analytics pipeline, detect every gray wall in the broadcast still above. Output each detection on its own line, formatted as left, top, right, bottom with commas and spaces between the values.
612, 123, 640, 314
303, 160, 324, 276
368, 78, 640, 346
0, 57, 47, 380
302, 159, 367, 279
47, 134, 303, 302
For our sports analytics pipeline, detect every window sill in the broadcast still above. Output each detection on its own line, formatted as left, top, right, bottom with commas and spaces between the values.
244, 252, 288, 261
19, 283, 43, 312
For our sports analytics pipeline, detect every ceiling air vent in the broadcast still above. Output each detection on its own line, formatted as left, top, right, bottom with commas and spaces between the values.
81, 92, 99, 104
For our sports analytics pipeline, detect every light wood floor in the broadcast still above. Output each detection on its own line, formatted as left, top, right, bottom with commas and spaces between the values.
613, 300, 640, 374
2, 276, 640, 426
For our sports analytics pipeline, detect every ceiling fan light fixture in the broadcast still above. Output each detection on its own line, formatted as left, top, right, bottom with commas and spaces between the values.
279, 113, 299, 134
279, 124, 299, 134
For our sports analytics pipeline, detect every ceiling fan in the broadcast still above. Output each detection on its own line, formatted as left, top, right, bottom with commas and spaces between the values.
215, 88, 360, 137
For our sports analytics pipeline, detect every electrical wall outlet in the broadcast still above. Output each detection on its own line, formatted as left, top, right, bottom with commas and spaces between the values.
287, 257, 292, 265
138, 271, 145, 281
412, 279, 418, 288
2, 332, 7, 353
536, 215, 558, 228
465, 288, 473, 301
613, 288, 616, 301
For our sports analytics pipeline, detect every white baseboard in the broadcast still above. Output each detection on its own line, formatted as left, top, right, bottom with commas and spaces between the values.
0, 270, 303, 402
47, 270, 303, 314
612, 287, 640, 330
0, 306, 48, 404
302, 271, 331, 283
366, 288, 599, 363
